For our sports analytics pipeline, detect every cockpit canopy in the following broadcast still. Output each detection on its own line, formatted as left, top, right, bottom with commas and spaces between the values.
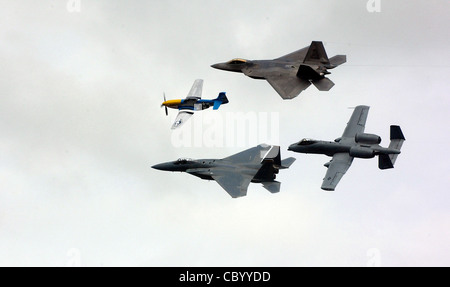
175, 158, 193, 164
298, 138, 317, 145
227, 58, 248, 65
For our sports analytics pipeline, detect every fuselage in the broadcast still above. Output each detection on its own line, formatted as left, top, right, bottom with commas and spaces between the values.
211, 59, 333, 80
161, 99, 217, 111
152, 158, 276, 183
288, 139, 401, 158
288, 140, 349, 157
212, 59, 298, 79
244, 60, 299, 79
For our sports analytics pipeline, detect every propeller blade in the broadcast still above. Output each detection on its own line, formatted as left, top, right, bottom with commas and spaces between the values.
162, 93, 168, 116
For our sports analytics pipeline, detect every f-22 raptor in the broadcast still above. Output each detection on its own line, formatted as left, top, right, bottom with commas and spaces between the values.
152, 144, 296, 198
161, 79, 229, 129
288, 106, 405, 191
211, 41, 346, 100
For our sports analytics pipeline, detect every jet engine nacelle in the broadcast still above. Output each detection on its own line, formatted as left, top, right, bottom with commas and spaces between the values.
349, 146, 376, 158
355, 133, 381, 145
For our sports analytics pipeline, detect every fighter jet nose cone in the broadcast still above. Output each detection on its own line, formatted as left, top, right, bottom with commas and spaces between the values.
212, 63, 229, 70
152, 163, 166, 171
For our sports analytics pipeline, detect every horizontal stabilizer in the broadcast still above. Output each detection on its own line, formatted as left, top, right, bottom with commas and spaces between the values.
213, 101, 222, 110
312, 77, 335, 91
280, 157, 296, 169
262, 181, 281, 194
328, 55, 347, 68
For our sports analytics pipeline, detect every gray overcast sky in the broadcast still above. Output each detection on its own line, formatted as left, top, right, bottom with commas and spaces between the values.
0, 0, 449, 266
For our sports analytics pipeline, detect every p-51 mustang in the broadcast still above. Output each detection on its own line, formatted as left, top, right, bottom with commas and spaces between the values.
161, 79, 229, 129
288, 106, 405, 191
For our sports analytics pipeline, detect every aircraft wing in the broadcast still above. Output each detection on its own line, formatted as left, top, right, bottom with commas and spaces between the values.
212, 172, 253, 198
341, 105, 370, 140
171, 110, 194, 129
186, 79, 203, 99
274, 46, 309, 62
321, 153, 354, 191
266, 76, 311, 99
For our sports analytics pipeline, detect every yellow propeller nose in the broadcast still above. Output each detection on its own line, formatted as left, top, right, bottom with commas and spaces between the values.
162, 99, 182, 108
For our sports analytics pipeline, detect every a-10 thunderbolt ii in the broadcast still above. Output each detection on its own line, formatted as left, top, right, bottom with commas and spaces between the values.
288, 106, 405, 191
152, 144, 296, 198
211, 41, 346, 100
161, 79, 229, 129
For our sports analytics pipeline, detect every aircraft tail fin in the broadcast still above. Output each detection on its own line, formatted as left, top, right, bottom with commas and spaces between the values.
223, 144, 273, 164
260, 145, 281, 165
378, 154, 394, 170
213, 92, 229, 110
379, 126, 405, 169
387, 125, 405, 167
280, 157, 296, 169
262, 181, 281, 194
297, 64, 321, 80
303, 41, 330, 65
260, 146, 296, 169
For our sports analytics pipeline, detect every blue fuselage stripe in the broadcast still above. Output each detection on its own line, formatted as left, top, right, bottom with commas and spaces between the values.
177, 99, 218, 111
